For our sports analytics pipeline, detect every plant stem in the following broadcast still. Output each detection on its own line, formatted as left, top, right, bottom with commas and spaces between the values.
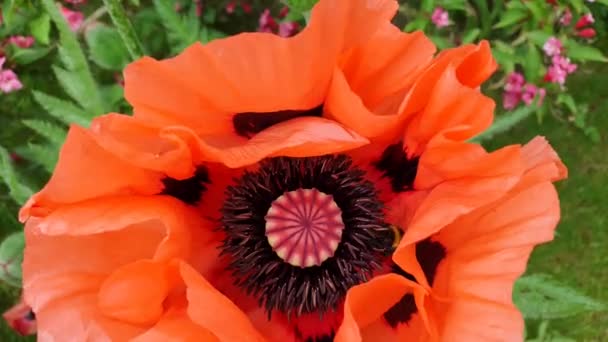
102, 0, 146, 60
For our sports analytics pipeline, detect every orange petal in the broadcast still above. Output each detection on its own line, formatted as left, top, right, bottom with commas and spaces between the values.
439, 298, 524, 341
426, 181, 560, 340
404, 66, 495, 156
399, 143, 523, 245
326, 25, 435, 141
180, 263, 265, 342
22, 218, 167, 341
341, 27, 436, 109
520, 136, 568, 184
131, 308, 219, 342
398, 41, 496, 129
325, 68, 402, 140
19, 126, 163, 221
335, 274, 428, 342
34, 293, 146, 342
90, 114, 196, 179
167, 117, 369, 168
454, 40, 497, 88
124, 0, 397, 134
98, 260, 177, 325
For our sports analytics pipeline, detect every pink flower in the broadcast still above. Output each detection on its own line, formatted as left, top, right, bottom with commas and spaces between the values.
521, 84, 538, 105
2, 297, 36, 336
577, 28, 596, 38
258, 9, 278, 33
505, 72, 525, 92
225, 1, 237, 14
64, 0, 86, 3
543, 37, 563, 57
559, 9, 572, 26
545, 56, 577, 85
538, 88, 547, 106
575, 13, 594, 29
279, 6, 290, 19
553, 55, 577, 74
60, 6, 84, 32
0, 57, 24, 93
431, 7, 449, 28
278, 22, 300, 38
195, 0, 202, 17
7, 35, 34, 49
502, 91, 521, 110
241, 2, 252, 13
502, 72, 526, 110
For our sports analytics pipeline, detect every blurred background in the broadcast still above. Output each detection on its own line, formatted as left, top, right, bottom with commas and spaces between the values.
0, 0, 606, 340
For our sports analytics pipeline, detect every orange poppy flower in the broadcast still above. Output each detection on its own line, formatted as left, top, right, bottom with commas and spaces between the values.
20, 0, 566, 341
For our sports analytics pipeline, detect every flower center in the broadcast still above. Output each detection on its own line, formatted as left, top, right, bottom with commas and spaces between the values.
265, 188, 344, 267
221, 155, 393, 317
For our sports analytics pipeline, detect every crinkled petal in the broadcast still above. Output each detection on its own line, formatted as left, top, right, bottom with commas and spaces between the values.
19, 126, 163, 221
326, 25, 435, 141
399, 143, 524, 245
131, 308, 219, 342
335, 274, 430, 342
180, 263, 265, 342
167, 117, 369, 168
98, 260, 179, 325
404, 66, 495, 155
400, 41, 496, 129
124, 0, 398, 133
90, 114, 196, 179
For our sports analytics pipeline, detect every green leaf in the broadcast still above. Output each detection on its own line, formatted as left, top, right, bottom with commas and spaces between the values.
514, 274, 606, 319
523, 44, 543, 83
29, 13, 51, 45
421, 0, 435, 12
102, 0, 146, 59
472, 105, 537, 142
32, 91, 90, 127
441, 0, 467, 11
0, 232, 25, 287
404, 18, 429, 32
85, 25, 131, 71
10, 46, 53, 65
16, 143, 59, 173
462, 28, 481, 44
283, 0, 318, 13
0, 146, 33, 205
556, 93, 578, 114
596, 0, 608, 6
1, 0, 19, 28
569, 0, 585, 13
491, 43, 516, 73
526, 30, 552, 47
566, 41, 608, 62
153, 0, 200, 54
0, 205, 21, 234
99, 84, 125, 112
41, 0, 104, 115
22, 119, 67, 145
523, 1, 544, 22
52, 66, 101, 116
430, 35, 451, 49
493, 8, 528, 28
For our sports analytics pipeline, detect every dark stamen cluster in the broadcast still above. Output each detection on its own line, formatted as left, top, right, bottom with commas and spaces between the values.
233, 105, 323, 138
373, 142, 419, 192
161, 166, 210, 204
221, 155, 393, 317
383, 238, 446, 327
